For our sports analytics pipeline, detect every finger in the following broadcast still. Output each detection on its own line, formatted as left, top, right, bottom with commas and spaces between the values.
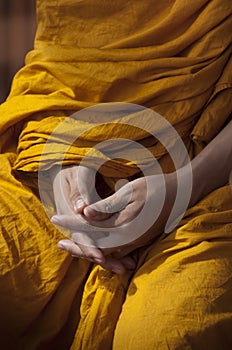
51, 213, 109, 231
84, 205, 112, 221
73, 198, 87, 214
58, 239, 105, 264
72, 166, 97, 204
52, 199, 141, 230
99, 256, 127, 274
58, 240, 130, 274
68, 166, 95, 213
53, 171, 73, 215
84, 184, 133, 220
51, 211, 114, 231
120, 256, 137, 270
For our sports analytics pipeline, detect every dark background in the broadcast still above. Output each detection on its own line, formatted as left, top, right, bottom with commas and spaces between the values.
0, 0, 36, 103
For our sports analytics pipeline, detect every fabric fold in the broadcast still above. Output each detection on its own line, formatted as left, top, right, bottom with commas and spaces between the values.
0, 0, 230, 178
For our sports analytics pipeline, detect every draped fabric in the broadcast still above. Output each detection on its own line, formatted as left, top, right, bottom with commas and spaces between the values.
0, 0, 231, 175
0, 1, 232, 349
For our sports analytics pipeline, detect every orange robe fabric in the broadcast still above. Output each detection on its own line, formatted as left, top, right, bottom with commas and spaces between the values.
0, 1, 231, 349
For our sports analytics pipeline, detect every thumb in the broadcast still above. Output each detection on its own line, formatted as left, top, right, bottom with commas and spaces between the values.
84, 184, 132, 220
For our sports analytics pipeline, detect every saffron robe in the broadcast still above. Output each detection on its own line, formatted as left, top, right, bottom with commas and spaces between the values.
0, 0, 231, 349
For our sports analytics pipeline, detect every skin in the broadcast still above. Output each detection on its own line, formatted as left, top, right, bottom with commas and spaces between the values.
51, 119, 232, 274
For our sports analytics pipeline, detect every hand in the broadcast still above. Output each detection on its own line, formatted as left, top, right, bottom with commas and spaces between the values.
52, 172, 179, 270
50, 164, 107, 261
50, 165, 137, 274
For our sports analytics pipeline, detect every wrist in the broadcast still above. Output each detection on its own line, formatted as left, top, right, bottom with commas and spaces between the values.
170, 163, 196, 210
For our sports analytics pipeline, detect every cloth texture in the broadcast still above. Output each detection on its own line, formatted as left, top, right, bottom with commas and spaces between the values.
0, 0, 232, 349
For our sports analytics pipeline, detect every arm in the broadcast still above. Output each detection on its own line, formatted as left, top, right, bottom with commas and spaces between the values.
83, 119, 232, 224
52, 120, 232, 273
190, 119, 232, 207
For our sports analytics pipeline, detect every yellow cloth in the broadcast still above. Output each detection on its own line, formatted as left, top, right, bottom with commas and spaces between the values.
0, 0, 232, 349
0, 0, 231, 174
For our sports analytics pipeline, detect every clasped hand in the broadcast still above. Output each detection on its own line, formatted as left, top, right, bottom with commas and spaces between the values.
50, 165, 177, 274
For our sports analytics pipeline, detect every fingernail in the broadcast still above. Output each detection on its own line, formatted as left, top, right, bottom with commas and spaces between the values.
58, 242, 65, 250
94, 257, 104, 264
74, 199, 84, 211
51, 216, 60, 224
